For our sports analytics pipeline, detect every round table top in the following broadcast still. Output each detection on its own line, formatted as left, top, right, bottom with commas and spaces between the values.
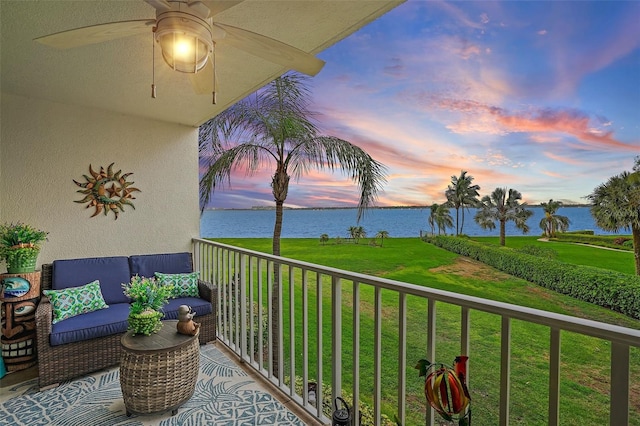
121, 320, 199, 354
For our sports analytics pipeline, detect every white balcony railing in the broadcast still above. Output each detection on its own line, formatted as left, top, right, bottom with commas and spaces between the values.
193, 238, 640, 425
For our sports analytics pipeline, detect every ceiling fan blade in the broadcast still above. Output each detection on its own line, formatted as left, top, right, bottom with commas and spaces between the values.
189, 56, 216, 95
214, 23, 325, 76
34, 20, 155, 49
200, 1, 245, 17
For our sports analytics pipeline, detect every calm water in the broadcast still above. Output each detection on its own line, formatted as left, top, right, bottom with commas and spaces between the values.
201, 206, 624, 238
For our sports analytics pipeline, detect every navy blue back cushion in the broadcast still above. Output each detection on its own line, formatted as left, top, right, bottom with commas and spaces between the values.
129, 252, 192, 278
52, 256, 131, 305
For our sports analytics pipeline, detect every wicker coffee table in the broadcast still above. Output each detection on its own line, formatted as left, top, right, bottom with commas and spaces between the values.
120, 320, 200, 416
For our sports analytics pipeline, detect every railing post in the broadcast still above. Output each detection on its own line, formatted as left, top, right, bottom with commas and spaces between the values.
234, 252, 240, 350
332, 276, 342, 403
257, 259, 264, 371
289, 265, 296, 396
267, 261, 273, 379
277, 262, 284, 383
500, 316, 511, 426
548, 328, 561, 426
373, 287, 382, 425
610, 342, 630, 426
397, 292, 407, 425
426, 299, 436, 426
302, 269, 309, 406
316, 272, 324, 419
239, 254, 247, 361
353, 281, 361, 424
248, 257, 255, 363
461, 306, 470, 390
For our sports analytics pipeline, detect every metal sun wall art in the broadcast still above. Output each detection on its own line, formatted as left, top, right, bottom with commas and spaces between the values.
74, 163, 140, 220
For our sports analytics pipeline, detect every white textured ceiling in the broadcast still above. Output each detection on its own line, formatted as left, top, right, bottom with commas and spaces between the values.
1, 0, 402, 127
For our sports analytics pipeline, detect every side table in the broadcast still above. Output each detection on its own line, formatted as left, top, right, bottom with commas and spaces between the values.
120, 320, 200, 416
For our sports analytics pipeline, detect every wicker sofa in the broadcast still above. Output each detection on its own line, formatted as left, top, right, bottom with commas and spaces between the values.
35, 252, 217, 389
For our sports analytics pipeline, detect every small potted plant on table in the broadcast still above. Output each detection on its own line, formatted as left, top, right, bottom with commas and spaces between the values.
122, 276, 174, 336
0, 222, 48, 273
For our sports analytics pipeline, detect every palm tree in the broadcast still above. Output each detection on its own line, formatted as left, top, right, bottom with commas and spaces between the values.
319, 234, 329, 246
349, 226, 366, 243
199, 73, 386, 374
348, 226, 359, 243
427, 203, 438, 235
539, 199, 570, 238
474, 187, 533, 246
435, 203, 454, 235
587, 160, 640, 275
445, 171, 481, 236
375, 230, 389, 247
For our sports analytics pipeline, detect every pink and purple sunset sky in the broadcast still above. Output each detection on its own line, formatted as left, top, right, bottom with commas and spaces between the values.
204, 0, 640, 209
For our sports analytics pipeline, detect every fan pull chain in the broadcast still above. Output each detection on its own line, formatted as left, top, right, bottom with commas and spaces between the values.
151, 29, 157, 99
212, 43, 217, 105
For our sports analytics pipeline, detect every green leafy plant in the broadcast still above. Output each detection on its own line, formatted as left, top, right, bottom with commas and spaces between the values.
0, 222, 48, 272
121, 275, 173, 315
122, 275, 174, 335
0, 221, 48, 249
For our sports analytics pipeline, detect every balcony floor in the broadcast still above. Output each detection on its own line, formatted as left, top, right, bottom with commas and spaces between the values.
0, 342, 322, 426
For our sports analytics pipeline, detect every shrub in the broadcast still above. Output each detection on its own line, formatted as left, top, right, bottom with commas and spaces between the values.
561, 230, 595, 235
425, 236, 640, 319
614, 237, 631, 245
555, 233, 634, 251
623, 240, 634, 248
516, 244, 557, 259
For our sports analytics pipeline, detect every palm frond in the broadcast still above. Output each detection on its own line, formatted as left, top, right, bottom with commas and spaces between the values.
199, 144, 275, 209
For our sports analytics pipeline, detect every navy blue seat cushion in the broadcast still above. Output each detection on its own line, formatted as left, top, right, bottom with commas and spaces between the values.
163, 297, 212, 320
52, 256, 130, 305
129, 252, 192, 279
49, 303, 130, 346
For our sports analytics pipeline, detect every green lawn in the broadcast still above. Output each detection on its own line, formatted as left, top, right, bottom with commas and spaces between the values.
211, 236, 640, 425
472, 235, 636, 275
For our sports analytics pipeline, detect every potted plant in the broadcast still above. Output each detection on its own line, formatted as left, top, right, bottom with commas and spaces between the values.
0, 222, 48, 274
121, 275, 174, 336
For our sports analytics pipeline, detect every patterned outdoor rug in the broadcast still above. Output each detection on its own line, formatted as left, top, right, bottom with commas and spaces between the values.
0, 344, 305, 425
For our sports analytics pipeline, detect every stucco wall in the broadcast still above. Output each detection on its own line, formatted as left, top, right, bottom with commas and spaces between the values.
0, 93, 200, 268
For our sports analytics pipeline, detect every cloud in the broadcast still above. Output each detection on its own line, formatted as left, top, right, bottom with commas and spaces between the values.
542, 151, 586, 166
459, 40, 482, 59
423, 96, 637, 151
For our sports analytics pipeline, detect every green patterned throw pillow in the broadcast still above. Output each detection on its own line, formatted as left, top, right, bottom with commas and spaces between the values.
155, 272, 199, 298
44, 280, 109, 324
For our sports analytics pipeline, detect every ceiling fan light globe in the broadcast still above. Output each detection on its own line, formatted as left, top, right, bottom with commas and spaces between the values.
159, 33, 209, 72
155, 14, 213, 73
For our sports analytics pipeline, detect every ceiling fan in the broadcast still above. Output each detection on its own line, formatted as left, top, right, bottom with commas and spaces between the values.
34, 0, 325, 103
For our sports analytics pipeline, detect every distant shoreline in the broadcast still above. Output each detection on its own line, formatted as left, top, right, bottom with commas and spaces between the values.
204, 204, 592, 211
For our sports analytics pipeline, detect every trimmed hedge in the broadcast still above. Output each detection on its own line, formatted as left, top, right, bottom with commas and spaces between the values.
554, 233, 634, 251
562, 230, 595, 235
425, 236, 640, 319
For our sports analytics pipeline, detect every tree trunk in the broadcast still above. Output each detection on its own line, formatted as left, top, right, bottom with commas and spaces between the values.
271, 200, 283, 377
273, 200, 283, 256
456, 207, 460, 236
460, 207, 465, 235
500, 219, 506, 246
633, 224, 640, 276
270, 169, 289, 377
